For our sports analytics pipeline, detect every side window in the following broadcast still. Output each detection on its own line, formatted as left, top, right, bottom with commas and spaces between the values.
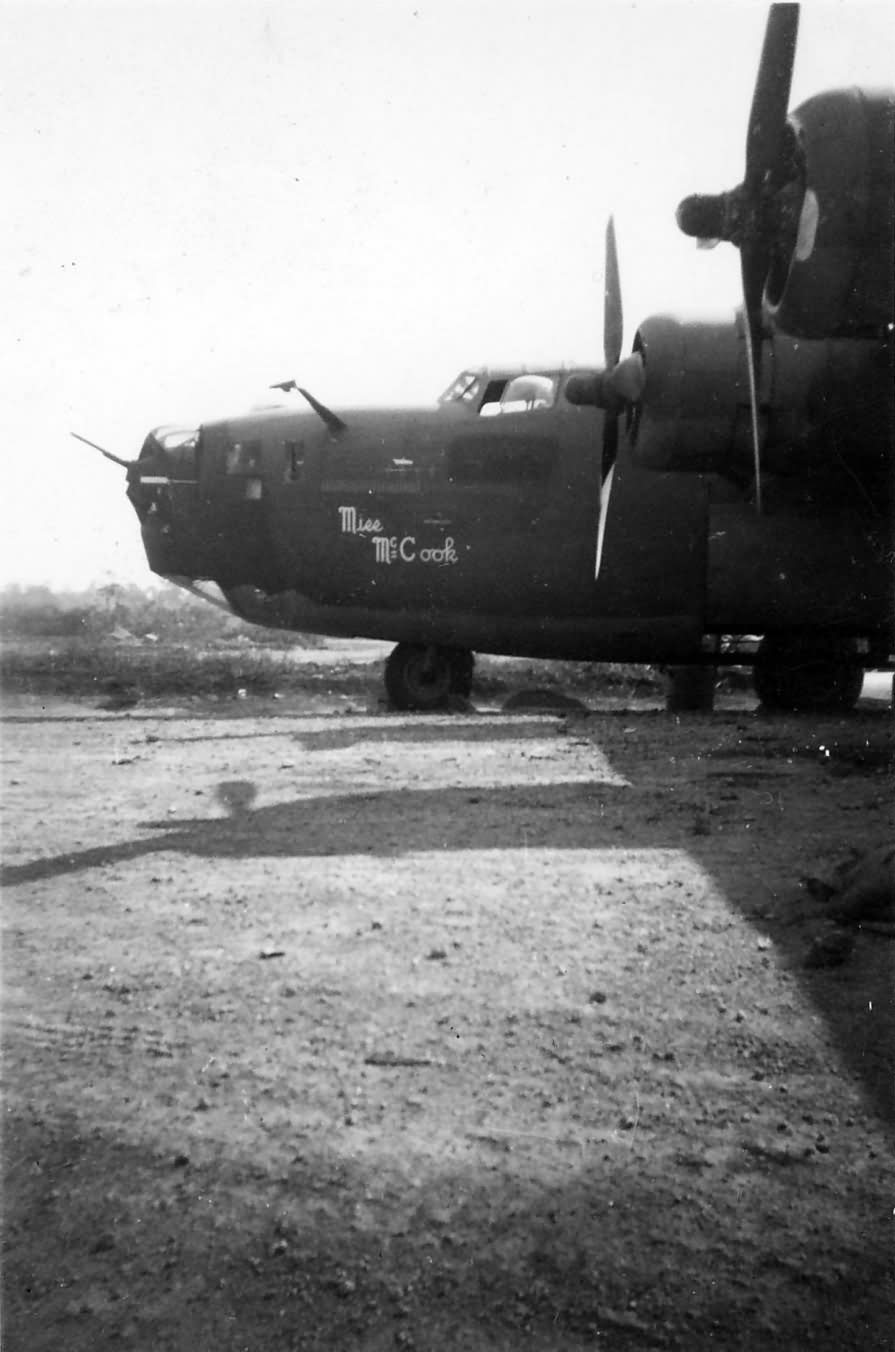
447, 436, 556, 488
225, 440, 262, 474
284, 439, 305, 482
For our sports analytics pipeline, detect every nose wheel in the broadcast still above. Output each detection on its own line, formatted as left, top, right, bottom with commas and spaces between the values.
385, 643, 474, 711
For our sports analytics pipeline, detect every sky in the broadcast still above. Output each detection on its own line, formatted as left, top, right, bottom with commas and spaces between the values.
3, 0, 894, 588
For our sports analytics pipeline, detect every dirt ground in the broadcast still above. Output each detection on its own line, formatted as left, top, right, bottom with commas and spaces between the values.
3, 660, 894, 1351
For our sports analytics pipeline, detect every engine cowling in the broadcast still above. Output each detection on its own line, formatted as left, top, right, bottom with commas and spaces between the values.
628, 312, 892, 481
626, 314, 748, 474
770, 88, 895, 339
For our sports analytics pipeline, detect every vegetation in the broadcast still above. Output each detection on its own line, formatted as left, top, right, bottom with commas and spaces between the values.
0, 583, 664, 703
0, 582, 321, 645
0, 584, 332, 700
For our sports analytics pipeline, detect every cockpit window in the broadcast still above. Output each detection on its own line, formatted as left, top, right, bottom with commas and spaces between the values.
439, 369, 559, 416
481, 374, 557, 416
156, 427, 198, 451
437, 370, 484, 407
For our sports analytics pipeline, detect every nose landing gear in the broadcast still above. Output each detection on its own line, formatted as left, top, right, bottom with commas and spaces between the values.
385, 643, 475, 711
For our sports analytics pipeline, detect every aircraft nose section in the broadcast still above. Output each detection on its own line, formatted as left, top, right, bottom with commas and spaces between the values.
127, 425, 198, 512
130, 424, 197, 494
127, 425, 201, 577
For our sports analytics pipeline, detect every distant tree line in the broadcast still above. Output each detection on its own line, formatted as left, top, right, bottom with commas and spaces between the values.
0, 583, 255, 642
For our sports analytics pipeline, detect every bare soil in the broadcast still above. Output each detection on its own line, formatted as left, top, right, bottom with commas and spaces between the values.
3, 659, 894, 1351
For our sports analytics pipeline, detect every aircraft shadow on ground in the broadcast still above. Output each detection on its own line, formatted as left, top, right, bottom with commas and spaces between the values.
5, 748, 893, 1124
4, 1103, 892, 1350
2, 779, 625, 885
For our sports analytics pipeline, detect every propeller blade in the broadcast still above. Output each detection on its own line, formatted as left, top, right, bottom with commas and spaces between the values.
744, 3, 800, 192
601, 411, 618, 485
603, 216, 623, 370
740, 248, 767, 514
70, 431, 134, 470
741, 235, 770, 359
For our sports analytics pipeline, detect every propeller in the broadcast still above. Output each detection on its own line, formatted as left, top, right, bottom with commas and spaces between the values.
676, 3, 801, 513
565, 217, 645, 477
71, 431, 135, 470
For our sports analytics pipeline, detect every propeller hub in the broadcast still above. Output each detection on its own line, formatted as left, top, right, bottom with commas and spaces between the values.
565, 373, 606, 407
676, 193, 727, 242
605, 352, 646, 405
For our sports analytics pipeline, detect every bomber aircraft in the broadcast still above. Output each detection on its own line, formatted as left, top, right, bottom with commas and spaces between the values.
78, 3, 894, 712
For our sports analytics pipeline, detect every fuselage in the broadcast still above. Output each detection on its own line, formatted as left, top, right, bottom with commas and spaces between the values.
130, 373, 706, 660
128, 358, 893, 666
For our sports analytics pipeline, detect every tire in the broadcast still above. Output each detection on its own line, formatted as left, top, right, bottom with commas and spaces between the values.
753, 636, 864, 713
666, 665, 717, 712
449, 649, 475, 699
385, 643, 456, 711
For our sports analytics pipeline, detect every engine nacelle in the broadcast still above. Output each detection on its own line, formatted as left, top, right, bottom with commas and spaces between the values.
627, 313, 749, 474
771, 88, 895, 339
629, 313, 892, 481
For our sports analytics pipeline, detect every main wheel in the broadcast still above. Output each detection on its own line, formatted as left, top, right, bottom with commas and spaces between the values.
385, 643, 473, 711
449, 648, 475, 700
753, 636, 864, 713
665, 665, 717, 712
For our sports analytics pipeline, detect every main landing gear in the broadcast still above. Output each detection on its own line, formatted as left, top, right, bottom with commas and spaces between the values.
385, 643, 475, 712
665, 665, 718, 712
753, 635, 864, 713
